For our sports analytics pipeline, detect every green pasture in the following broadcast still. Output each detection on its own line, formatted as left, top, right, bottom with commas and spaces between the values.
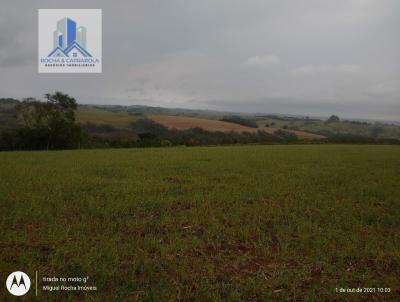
76, 107, 142, 128
0, 145, 399, 301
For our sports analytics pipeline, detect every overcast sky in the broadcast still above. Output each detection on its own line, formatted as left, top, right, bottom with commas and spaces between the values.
0, 0, 399, 120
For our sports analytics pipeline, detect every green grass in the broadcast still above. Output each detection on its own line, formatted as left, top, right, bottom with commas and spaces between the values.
1, 145, 399, 301
76, 107, 143, 128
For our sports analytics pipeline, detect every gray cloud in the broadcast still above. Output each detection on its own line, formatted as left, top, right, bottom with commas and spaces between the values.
243, 55, 281, 68
290, 65, 361, 77
0, 0, 399, 120
0, 9, 36, 68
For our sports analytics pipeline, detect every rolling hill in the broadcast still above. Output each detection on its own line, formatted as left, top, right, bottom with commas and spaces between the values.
1, 100, 399, 142
76, 106, 143, 128
150, 115, 325, 140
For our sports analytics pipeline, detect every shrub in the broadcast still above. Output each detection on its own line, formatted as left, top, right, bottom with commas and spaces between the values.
221, 115, 258, 128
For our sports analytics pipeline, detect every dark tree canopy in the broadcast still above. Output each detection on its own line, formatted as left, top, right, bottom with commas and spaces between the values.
220, 115, 258, 128
325, 115, 340, 124
5, 92, 82, 150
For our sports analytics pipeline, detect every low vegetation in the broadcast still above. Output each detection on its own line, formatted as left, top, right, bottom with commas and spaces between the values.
254, 115, 400, 140
1, 145, 399, 300
129, 118, 298, 147
220, 115, 259, 128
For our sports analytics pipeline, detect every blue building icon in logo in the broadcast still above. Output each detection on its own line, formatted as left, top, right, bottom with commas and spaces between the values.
48, 17, 92, 58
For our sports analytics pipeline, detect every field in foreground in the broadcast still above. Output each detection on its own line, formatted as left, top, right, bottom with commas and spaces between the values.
0, 145, 399, 301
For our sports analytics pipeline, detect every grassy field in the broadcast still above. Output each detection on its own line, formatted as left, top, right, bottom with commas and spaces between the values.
1, 145, 399, 301
76, 108, 325, 140
76, 107, 143, 128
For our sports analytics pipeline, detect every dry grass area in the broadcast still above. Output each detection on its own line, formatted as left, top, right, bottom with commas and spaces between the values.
150, 115, 324, 139
150, 115, 254, 132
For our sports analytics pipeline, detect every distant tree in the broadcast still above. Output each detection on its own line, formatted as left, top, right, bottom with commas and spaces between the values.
274, 130, 298, 141
81, 122, 116, 133
16, 98, 46, 128
15, 92, 82, 150
131, 118, 169, 136
370, 125, 384, 138
325, 115, 340, 124
221, 115, 258, 128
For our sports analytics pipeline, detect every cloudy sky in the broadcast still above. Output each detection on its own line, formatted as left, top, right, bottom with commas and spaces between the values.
0, 0, 399, 120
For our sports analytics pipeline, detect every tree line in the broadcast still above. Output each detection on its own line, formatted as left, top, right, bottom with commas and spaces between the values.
0, 92, 299, 151
1, 92, 398, 151
0, 93, 83, 150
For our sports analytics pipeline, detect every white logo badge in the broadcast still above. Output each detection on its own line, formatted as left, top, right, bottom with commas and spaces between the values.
6, 271, 31, 296
38, 9, 102, 73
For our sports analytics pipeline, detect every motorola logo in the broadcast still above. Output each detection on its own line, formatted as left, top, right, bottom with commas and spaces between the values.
6, 271, 31, 296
